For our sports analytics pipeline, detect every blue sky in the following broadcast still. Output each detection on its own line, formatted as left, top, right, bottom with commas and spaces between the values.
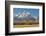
13, 8, 39, 17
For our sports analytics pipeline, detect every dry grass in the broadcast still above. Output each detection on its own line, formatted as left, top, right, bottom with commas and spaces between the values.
14, 24, 39, 28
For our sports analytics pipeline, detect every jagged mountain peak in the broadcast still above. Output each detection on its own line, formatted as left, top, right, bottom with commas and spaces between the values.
14, 11, 35, 21
15, 11, 30, 18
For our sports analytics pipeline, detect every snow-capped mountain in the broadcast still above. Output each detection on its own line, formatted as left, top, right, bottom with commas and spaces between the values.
14, 11, 35, 21
15, 11, 30, 18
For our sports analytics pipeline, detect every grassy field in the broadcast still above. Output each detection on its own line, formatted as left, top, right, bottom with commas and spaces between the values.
14, 24, 39, 28
13, 20, 39, 28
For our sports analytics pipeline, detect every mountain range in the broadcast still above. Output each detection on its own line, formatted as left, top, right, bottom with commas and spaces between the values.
14, 11, 38, 21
